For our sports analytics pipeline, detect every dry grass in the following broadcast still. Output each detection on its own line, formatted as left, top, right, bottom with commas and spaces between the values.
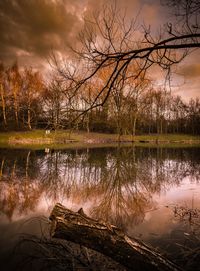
0, 129, 200, 149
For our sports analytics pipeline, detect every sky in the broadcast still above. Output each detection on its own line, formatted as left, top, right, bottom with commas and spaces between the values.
0, 0, 199, 100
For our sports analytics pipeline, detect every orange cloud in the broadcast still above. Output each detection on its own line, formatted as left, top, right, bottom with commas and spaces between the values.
179, 64, 200, 78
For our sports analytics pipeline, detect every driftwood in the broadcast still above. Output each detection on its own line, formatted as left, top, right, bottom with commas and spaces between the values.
50, 203, 182, 271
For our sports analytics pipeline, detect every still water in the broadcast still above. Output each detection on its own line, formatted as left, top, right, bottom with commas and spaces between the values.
0, 146, 200, 269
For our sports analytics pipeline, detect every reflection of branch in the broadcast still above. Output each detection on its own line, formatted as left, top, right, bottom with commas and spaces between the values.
0, 157, 5, 180
0, 176, 43, 221
90, 148, 154, 228
173, 205, 200, 229
0, 147, 199, 226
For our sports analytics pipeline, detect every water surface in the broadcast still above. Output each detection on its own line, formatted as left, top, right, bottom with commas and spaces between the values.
0, 146, 200, 269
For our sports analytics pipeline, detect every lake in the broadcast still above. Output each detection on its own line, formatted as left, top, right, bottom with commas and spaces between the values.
0, 145, 200, 270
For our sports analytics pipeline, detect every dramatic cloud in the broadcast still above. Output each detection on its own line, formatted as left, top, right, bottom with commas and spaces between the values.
0, 0, 85, 65
0, 0, 163, 67
0, 0, 199, 99
0, 0, 166, 67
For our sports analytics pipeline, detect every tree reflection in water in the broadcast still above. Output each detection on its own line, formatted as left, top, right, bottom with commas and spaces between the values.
0, 147, 199, 230
0, 150, 44, 221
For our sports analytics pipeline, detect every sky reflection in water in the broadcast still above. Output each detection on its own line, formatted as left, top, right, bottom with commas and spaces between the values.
0, 146, 199, 242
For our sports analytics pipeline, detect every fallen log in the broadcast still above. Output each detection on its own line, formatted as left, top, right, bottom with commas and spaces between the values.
50, 203, 182, 271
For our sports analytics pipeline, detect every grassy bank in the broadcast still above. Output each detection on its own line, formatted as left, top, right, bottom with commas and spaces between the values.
0, 130, 200, 149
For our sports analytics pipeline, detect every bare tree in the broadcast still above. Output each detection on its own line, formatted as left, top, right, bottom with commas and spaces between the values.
42, 78, 66, 130
22, 68, 44, 130
7, 62, 22, 128
54, 0, 200, 116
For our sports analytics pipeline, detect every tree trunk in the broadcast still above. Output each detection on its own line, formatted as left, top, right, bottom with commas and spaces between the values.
86, 114, 90, 133
13, 85, 19, 128
0, 84, 7, 127
160, 118, 163, 134
117, 114, 122, 142
50, 203, 182, 271
27, 104, 32, 130
132, 115, 137, 140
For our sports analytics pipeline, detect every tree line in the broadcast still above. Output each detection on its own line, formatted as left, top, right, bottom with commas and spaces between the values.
0, 61, 199, 135
1, 1, 200, 135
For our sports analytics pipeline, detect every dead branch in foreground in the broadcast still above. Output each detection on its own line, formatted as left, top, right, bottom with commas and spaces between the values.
50, 203, 182, 271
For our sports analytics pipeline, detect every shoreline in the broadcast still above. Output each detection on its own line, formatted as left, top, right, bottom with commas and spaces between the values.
0, 130, 200, 149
